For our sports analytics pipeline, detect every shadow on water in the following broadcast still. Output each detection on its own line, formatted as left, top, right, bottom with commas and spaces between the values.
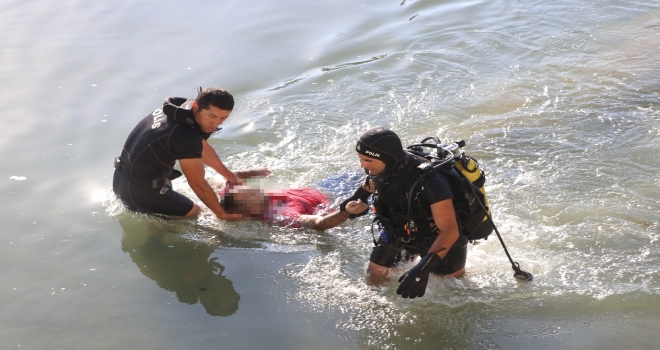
117, 214, 263, 317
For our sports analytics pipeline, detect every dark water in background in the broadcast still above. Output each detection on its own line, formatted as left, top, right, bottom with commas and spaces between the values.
2, 0, 660, 349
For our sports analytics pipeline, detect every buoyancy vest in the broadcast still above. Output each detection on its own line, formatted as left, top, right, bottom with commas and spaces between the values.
371, 154, 452, 241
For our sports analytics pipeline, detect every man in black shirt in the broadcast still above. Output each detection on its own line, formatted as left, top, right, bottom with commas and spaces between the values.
113, 87, 264, 220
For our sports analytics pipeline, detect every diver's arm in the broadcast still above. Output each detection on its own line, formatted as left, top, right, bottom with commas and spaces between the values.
180, 157, 242, 221
393, 199, 461, 299
427, 199, 463, 278
201, 139, 240, 184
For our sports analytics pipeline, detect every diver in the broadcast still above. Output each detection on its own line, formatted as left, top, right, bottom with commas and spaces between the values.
299, 127, 468, 299
112, 87, 269, 221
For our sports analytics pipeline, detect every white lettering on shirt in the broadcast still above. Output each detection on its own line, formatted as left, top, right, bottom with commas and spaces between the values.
152, 108, 165, 129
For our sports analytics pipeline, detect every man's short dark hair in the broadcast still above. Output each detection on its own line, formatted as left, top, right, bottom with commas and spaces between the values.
196, 87, 234, 111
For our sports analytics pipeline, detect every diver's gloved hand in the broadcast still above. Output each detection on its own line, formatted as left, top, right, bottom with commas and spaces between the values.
396, 252, 443, 299
339, 186, 371, 218
344, 198, 369, 216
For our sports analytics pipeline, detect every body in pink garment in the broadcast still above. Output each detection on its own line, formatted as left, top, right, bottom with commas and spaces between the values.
220, 184, 330, 227
262, 188, 330, 227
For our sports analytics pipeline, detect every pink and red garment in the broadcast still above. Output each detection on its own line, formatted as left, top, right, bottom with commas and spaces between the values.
220, 184, 330, 227
264, 188, 330, 227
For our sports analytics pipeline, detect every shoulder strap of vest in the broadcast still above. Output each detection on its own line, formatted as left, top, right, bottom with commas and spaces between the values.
162, 97, 220, 140
405, 156, 455, 218
163, 97, 195, 125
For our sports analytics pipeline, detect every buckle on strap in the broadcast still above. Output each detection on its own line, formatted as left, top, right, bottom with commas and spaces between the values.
152, 178, 172, 189
114, 157, 122, 171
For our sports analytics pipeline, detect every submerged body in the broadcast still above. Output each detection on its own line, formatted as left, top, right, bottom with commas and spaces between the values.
214, 173, 366, 229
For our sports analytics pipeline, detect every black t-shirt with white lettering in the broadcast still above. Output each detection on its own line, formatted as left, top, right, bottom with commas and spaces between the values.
119, 98, 204, 180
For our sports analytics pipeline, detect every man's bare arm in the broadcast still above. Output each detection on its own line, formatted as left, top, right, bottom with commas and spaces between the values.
427, 199, 460, 258
299, 211, 352, 230
179, 157, 242, 221
201, 139, 240, 183
427, 198, 464, 278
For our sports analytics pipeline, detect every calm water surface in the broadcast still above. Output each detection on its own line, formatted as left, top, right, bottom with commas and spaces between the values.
1, 0, 659, 349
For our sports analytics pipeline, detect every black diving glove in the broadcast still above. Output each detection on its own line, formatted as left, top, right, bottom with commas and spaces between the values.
339, 186, 371, 219
396, 252, 443, 299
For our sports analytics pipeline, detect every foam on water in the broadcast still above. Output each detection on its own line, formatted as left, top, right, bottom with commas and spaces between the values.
90, 0, 660, 347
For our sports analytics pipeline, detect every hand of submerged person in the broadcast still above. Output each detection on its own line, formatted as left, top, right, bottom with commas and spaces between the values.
225, 172, 243, 185
396, 252, 444, 299
250, 167, 271, 177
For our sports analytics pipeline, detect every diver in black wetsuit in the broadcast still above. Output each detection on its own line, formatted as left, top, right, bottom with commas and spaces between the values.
113, 87, 267, 220
300, 127, 467, 298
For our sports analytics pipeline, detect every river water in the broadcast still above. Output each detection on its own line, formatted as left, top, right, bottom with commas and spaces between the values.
2, 0, 659, 349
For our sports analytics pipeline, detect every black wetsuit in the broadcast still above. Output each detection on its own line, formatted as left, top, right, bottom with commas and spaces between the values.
113, 97, 211, 216
370, 155, 469, 275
